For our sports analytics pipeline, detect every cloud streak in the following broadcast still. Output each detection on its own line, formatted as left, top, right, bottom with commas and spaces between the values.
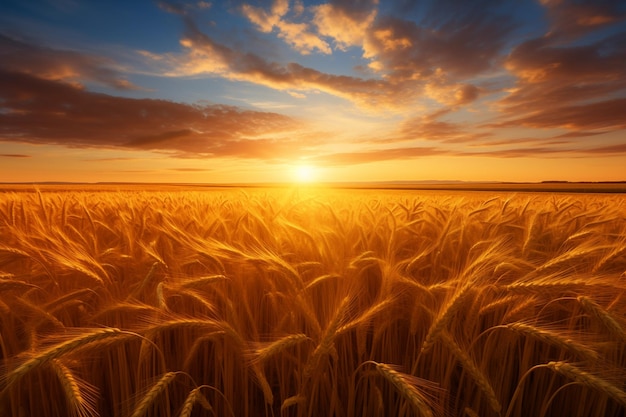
0, 70, 311, 159
0, 154, 31, 158
0, 34, 141, 90
497, 29, 626, 134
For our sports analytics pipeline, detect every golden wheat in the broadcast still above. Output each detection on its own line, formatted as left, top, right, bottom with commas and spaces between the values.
578, 296, 626, 342
1, 187, 625, 417
2, 327, 130, 394
49, 359, 97, 417
546, 361, 626, 407
504, 322, 598, 361
130, 371, 178, 417
372, 362, 435, 417
439, 332, 501, 413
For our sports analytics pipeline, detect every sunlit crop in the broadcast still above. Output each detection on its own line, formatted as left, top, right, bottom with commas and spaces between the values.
0, 187, 625, 417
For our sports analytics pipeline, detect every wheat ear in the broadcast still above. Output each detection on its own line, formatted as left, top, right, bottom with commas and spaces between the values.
253, 333, 309, 363
303, 296, 350, 377
49, 359, 97, 417
546, 361, 626, 407
373, 362, 435, 417
464, 407, 480, 417
281, 395, 305, 414
179, 387, 201, 417
505, 323, 598, 361
577, 296, 626, 342
2, 328, 130, 394
178, 274, 228, 290
180, 385, 231, 417
421, 282, 473, 354
131, 371, 178, 417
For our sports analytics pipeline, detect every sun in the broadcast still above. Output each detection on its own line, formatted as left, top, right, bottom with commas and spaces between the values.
293, 164, 317, 183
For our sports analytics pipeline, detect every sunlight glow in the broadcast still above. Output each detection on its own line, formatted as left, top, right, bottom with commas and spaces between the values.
293, 164, 317, 183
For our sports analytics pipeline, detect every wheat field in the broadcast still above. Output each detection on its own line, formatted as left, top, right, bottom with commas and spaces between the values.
0, 186, 625, 417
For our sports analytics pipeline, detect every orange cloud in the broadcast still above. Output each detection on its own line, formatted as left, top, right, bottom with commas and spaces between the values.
169, 167, 213, 172
241, 0, 331, 55
495, 98, 626, 131
540, 0, 626, 37
0, 34, 141, 90
0, 70, 312, 159
313, 146, 447, 166
497, 32, 626, 133
313, 0, 377, 50
154, 21, 419, 110
399, 116, 491, 144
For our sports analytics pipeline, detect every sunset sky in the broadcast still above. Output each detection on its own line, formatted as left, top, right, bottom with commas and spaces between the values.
1, 0, 625, 183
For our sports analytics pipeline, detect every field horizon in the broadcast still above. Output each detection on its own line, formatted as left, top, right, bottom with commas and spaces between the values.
1, 180, 626, 195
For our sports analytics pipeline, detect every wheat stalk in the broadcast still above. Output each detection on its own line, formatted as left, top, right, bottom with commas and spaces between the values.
440, 332, 501, 413
0, 278, 38, 292
303, 296, 350, 378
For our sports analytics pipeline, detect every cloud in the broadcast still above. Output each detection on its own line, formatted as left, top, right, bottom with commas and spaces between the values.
0, 34, 141, 90
312, 0, 378, 50
313, 145, 447, 166
471, 137, 569, 147
495, 98, 626, 131
85, 157, 145, 162
153, 20, 418, 110
461, 141, 626, 158
145, 16, 491, 111
0, 154, 31, 158
497, 30, 626, 132
399, 116, 491, 144
361, 1, 518, 81
241, 0, 331, 55
0, 70, 311, 159
314, 136, 626, 165
157, 1, 212, 15
585, 142, 626, 154
274, 20, 332, 55
1, 69, 623, 168
540, 0, 626, 37
310, 0, 505, 105
143, 0, 525, 111
169, 167, 213, 172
